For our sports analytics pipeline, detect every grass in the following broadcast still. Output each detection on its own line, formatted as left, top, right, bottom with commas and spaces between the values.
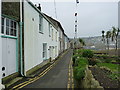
97, 63, 119, 72
97, 63, 119, 81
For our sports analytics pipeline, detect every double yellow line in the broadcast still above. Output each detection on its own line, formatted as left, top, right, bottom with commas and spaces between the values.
12, 61, 57, 89
12, 51, 67, 89
67, 58, 74, 90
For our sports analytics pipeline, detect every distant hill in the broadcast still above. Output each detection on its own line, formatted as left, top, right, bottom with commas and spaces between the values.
81, 35, 120, 50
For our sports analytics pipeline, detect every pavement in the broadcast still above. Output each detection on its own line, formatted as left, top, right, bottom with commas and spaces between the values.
8, 49, 73, 89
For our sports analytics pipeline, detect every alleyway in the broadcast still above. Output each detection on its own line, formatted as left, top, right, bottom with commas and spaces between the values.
12, 49, 73, 89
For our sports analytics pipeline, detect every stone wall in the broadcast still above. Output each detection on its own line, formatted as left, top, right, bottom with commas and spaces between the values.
81, 66, 104, 89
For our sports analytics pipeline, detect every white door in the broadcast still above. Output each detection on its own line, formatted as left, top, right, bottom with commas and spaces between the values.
43, 43, 47, 60
2, 38, 16, 77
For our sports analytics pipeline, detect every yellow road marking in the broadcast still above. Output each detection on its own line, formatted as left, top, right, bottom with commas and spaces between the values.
67, 84, 70, 89
13, 64, 53, 89
18, 64, 54, 89
13, 50, 68, 89
72, 84, 74, 89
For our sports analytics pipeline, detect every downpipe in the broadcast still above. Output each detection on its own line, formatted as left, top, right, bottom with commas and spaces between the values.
20, 0, 25, 77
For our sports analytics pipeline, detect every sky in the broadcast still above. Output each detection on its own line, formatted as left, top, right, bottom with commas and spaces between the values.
31, 0, 118, 38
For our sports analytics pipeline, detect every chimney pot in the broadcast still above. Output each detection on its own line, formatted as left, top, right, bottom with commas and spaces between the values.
37, 4, 41, 11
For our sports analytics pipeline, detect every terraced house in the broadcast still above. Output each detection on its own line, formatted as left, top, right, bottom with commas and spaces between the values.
0, 0, 70, 87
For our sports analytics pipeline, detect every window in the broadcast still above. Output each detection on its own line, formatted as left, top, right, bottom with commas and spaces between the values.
43, 43, 47, 60
49, 23, 51, 37
1, 17, 17, 36
6, 19, 9, 35
39, 15, 43, 33
52, 29, 53, 41
1, 17, 4, 34
55, 46, 57, 56
56, 32, 57, 42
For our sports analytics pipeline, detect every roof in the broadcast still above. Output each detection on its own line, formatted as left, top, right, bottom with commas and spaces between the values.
27, 0, 69, 38
43, 13, 65, 33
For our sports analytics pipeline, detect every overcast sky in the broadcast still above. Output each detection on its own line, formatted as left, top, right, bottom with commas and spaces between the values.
31, 0, 118, 38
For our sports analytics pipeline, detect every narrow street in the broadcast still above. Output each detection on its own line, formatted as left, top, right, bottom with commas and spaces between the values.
12, 49, 73, 89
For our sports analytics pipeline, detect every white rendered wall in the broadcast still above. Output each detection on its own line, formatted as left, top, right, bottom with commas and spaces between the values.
24, 1, 59, 72
0, 0, 5, 89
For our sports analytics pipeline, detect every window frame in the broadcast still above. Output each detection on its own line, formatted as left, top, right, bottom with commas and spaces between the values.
1, 17, 17, 37
43, 43, 47, 60
39, 15, 43, 33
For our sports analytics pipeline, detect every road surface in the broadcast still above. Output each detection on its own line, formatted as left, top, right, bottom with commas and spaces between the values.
16, 49, 73, 88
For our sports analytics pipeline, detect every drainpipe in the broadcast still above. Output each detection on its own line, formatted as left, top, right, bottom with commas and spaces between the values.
20, 0, 25, 76
0, 0, 5, 89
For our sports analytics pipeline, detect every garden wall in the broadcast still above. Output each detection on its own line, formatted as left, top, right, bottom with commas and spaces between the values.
81, 66, 104, 89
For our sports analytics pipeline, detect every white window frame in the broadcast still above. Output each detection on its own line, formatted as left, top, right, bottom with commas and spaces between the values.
52, 29, 53, 41
56, 32, 57, 42
39, 15, 43, 33
1, 17, 17, 37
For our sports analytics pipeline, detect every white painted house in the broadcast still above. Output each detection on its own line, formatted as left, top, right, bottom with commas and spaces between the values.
0, 0, 5, 89
1, 0, 69, 86
23, 0, 59, 75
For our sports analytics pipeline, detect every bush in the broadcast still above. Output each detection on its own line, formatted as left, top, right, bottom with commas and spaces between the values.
88, 58, 102, 66
72, 54, 81, 66
74, 66, 85, 81
82, 49, 94, 58
73, 57, 88, 81
75, 57, 88, 67
103, 59, 113, 63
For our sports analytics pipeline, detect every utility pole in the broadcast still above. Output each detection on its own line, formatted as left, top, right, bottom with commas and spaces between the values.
74, 0, 79, 49
54, 0, 57, 19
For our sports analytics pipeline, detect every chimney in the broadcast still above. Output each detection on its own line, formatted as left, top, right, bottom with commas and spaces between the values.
37, 4, 41, 11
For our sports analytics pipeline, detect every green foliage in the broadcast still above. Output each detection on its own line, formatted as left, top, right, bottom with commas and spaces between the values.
82, 49, 94, 58
88, 58, 98, 66
75, 57, 88, 67
97, 63, 119, 72
73, 57, 88, 81
74, 67, 85, 81
72, 54, 80, 61
108, 73, 119, 81
79, 38, 86, 46
97, 63, 119, 81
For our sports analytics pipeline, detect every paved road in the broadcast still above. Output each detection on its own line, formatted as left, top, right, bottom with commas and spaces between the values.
23, 49, 73, 88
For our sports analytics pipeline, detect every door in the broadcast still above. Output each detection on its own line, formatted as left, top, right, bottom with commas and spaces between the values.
43, 43, 47, 60
1, 17, 17, 78
2, 38, 16, 77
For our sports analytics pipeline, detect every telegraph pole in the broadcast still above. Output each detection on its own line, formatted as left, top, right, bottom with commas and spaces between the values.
74, 0, 79, 49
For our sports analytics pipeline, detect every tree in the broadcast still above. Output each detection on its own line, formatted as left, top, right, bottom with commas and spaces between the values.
79, 38, 86, 47
111, 27, 120, 52
106, 31, 111, 52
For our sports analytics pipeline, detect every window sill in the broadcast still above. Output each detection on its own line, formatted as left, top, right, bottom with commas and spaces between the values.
39, 31, 44, 34
1, 35, 17, 39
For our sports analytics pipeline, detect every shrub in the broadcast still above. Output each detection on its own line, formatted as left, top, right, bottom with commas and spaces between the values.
88, 58, 98, 66
73, 57, 88, 81
74, 66, 85, 81
82, 49, 94, 58
72, 54, 81, 66
75, 57, 88, 67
